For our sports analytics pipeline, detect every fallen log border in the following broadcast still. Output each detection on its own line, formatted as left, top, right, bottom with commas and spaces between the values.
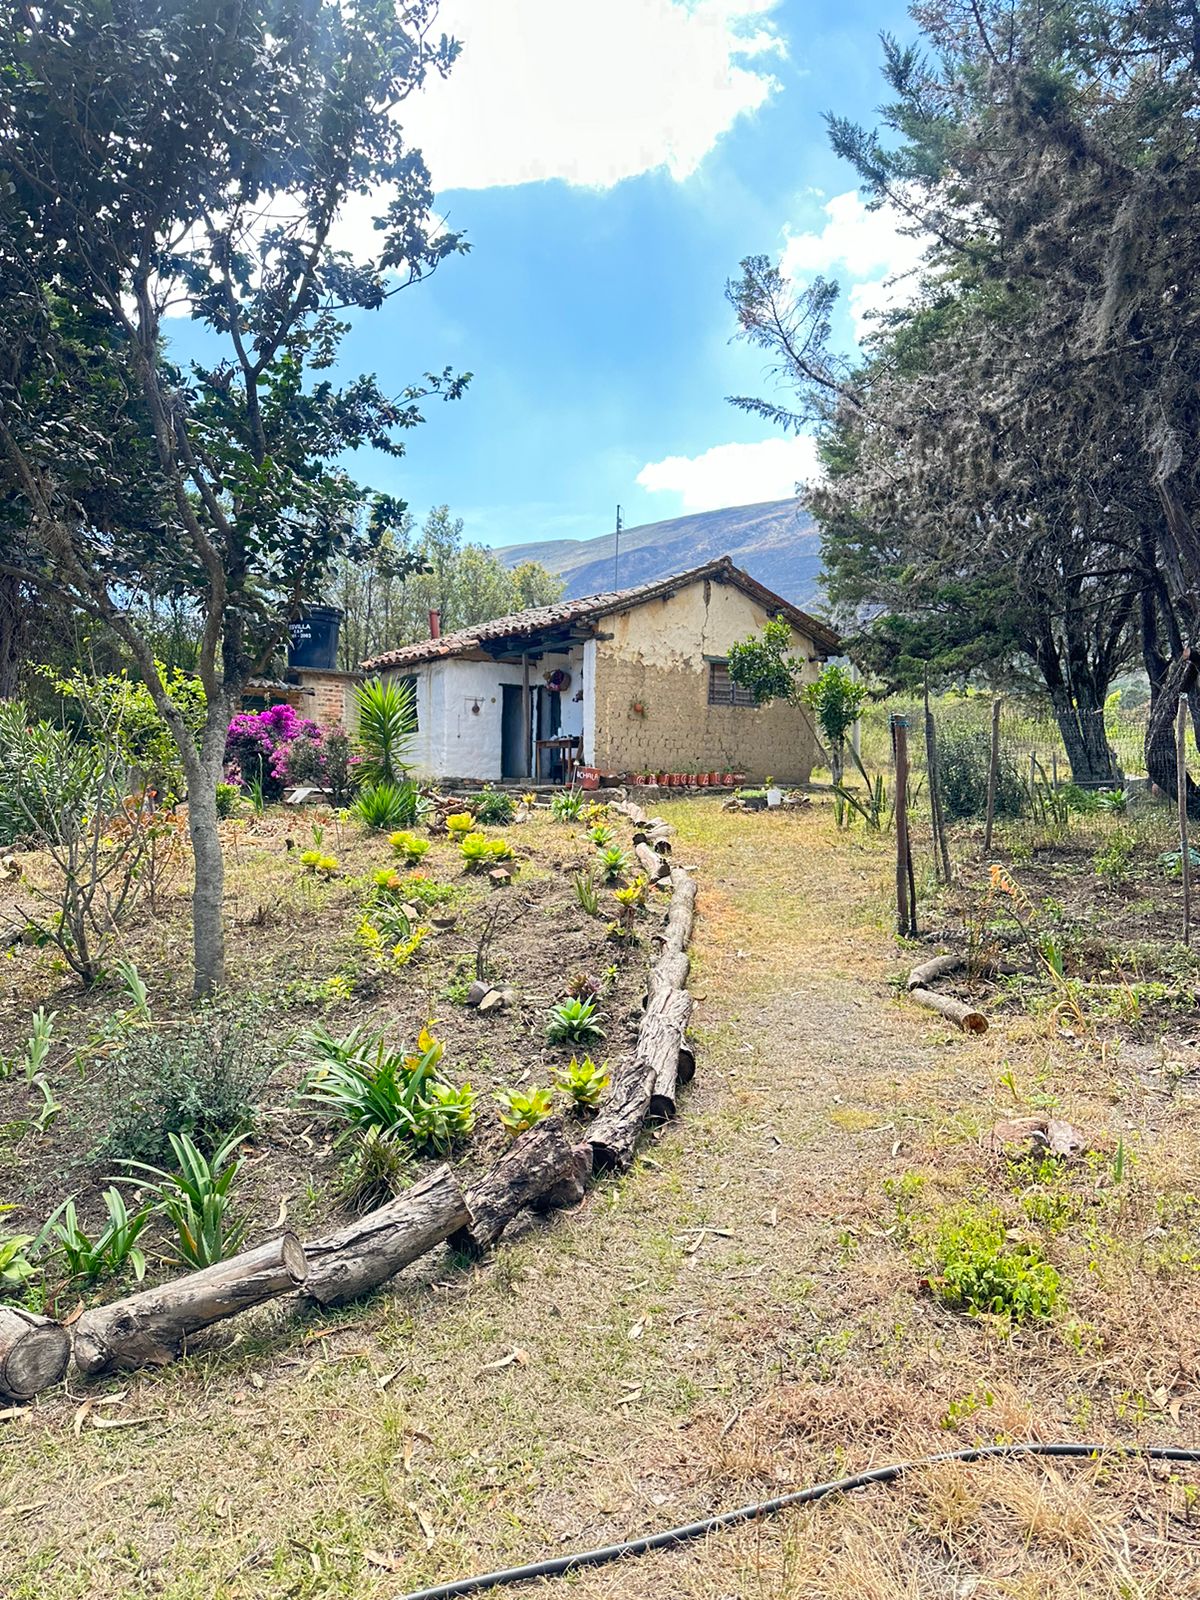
14, 825, 699, 1398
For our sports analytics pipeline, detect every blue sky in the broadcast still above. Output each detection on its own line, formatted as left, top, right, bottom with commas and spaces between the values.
176, 0, 920, 551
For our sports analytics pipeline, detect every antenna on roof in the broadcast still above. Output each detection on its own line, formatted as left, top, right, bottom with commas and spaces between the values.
613, 504, 623, 589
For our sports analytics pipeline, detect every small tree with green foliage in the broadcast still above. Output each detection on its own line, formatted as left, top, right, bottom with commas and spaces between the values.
728, 623, 865, 784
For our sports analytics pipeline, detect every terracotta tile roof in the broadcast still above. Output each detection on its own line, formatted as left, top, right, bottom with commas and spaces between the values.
360, 555, 839, 670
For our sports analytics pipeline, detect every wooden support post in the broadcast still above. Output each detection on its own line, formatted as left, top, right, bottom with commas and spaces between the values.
892, 714, 914, 936
984, 698, 1001, 855
522, 651, 532, 781
923, 671, 951, 883
1179, 697, 1192, 946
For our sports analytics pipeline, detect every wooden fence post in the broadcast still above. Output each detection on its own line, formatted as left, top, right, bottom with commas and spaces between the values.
923, 673, 951, 882
892, 714, 915, 936
1178, 697, 1192, 946
984, 698, 1001, 855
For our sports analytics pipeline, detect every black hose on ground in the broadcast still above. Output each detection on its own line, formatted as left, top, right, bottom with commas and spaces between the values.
397, 1441, 1200, 1600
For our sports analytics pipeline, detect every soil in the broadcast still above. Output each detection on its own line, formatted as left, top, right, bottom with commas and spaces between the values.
922, 826, 1200, 1051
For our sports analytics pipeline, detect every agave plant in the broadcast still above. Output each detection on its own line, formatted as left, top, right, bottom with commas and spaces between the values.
353, 778, 420, 830
353, 678, 416, 785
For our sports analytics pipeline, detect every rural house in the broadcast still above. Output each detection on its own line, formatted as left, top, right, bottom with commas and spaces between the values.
360, 556, 839, 784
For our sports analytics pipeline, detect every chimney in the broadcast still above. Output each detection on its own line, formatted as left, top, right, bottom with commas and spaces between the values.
428, 609, 441, 639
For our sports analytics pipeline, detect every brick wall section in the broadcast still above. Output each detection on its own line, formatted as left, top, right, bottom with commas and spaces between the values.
590, 575, 823, 783
290, 670, 361, 732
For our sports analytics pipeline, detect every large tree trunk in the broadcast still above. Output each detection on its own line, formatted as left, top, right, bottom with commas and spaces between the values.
1044, 679, 1118, 787
188, 710, 228, 997
1146, 650, 1200, 818
0, 573, 24, 700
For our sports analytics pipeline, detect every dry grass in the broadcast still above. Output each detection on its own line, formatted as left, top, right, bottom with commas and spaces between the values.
2, 799, 1199, 1598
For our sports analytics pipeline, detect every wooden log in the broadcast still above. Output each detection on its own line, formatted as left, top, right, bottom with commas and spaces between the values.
586, 1050, 653, 1172
645, 988, 694, 1120
531, 1139, 593, 1213
660, 869, 697, 955
73, 1233, 308, 1377
644, 948, 690, 1006
450, 1115, 583, 1256
634, 841, 670, 885
303, 1166, 469, 1308
908, 986, 988, 1034
590, 990, 693, 1166
906, 953, 964, 990
0, 1306, 70, 1401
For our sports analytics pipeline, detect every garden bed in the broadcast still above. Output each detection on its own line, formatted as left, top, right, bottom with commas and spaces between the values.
917, 801, 1200, 1051
0, 796, 667, 1320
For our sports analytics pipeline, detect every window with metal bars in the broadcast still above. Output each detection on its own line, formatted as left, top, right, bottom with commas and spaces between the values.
707, 661, 757, 708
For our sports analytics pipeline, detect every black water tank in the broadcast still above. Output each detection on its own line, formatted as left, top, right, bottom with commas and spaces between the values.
287, 605, 342, 670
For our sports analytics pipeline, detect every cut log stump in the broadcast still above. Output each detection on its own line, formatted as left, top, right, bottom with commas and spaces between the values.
908, 986, 988, 1033
0, 1306, 70, 1401
634, 841, 671, 885
73, 1233, 308, 1377
451, 1115, 588, 1257
303, 1166, 469, 1308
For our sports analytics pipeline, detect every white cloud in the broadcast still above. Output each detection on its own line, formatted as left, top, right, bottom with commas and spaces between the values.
403, 0, 784, 191
636, 435, 820, 512
780, 190, 927, 338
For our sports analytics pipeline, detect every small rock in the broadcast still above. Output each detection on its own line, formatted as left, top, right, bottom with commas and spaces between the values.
987, 1114, 1087, 1160
478, 989, 506, 1013
488, 866, 512, 886
465, 980, 490, 1007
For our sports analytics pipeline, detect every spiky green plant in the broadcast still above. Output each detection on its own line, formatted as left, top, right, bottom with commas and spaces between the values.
353, 677, 416, 785
120, 1131, 249, 1269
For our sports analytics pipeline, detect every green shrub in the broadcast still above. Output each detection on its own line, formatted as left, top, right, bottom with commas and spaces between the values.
596, 844, 631, 881
1093, 831, 1135, 885
215, 782, 241, 819
937, 727, 1025, 821
573, 870, 601, 917
354, 779, 421, 829
388, 829, 430, 863
98, 1004, 277, 1166
460, 832, 515, 871
339, 1126, 411, 1214
301, 1024, 475, 1154
401, 873, 458, 909
43, 1188, 152, 1285
0, 1207, 38, 1292
550, 790, 584, 822
475, 787, 516, 825
546, 995, 604, 1046
929, 1206, 1060, 1322
353, 678, 416, 786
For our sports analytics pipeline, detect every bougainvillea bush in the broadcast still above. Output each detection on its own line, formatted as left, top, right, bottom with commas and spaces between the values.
225, 705, 326, 802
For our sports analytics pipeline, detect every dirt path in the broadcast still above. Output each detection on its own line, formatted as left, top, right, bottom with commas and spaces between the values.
4, 803, 1199, 1598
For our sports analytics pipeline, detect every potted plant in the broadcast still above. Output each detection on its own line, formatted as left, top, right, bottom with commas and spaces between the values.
709, 770, 721, 785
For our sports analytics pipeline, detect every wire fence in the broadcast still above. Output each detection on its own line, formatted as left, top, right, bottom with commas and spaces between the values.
856, 695, 1153, 787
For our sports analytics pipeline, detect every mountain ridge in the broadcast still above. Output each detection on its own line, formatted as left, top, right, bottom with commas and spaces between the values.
493, 498, 826, 610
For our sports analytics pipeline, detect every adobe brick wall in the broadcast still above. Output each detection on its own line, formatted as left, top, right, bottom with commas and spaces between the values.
290, 669, 361, 732
590, 575, 824, 783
